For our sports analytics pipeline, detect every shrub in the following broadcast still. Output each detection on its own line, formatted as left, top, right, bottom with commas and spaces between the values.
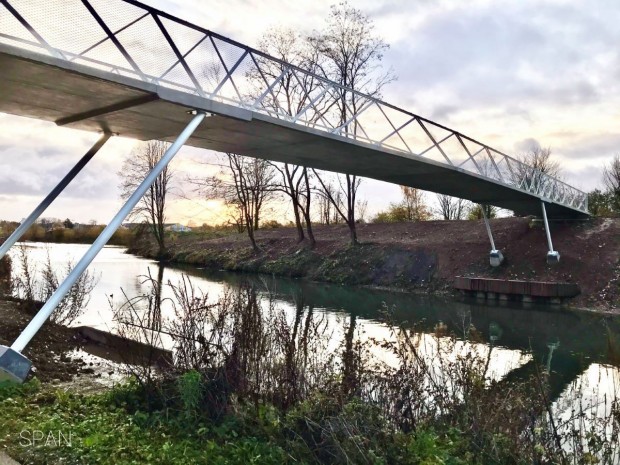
0, 255, 11, 293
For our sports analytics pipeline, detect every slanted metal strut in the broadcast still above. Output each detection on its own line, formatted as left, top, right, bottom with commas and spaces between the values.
481, 205, 504, 267
1, 112, 206, 383
541, 201, 560, 264
0, 132, 112, 261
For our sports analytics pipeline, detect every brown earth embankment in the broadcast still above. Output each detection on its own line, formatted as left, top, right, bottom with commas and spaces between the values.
130, 217, 620, 311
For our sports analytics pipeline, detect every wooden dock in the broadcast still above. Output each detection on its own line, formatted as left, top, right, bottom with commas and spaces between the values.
454, 277, 580, 304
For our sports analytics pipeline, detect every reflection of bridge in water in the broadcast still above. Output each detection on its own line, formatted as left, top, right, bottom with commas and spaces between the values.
174, 265, 620, 403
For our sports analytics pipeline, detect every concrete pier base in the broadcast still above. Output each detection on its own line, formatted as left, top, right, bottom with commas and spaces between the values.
0, 345, 31, 383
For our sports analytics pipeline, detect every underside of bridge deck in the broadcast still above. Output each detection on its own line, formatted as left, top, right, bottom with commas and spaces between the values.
0, 44, 588, 219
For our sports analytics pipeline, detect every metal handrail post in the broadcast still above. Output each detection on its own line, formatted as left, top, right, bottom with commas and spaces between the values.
10, 112, 206, 353
0, 133, 112, 260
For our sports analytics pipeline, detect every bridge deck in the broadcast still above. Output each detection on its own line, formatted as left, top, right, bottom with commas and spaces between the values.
0, 44, 586, 219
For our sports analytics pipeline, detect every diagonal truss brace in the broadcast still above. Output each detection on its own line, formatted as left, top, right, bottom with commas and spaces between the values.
9, 112, 207, 356
0, 132, 112, 261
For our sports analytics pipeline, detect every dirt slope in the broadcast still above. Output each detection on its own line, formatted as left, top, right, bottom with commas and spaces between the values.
133, 217, 620, 311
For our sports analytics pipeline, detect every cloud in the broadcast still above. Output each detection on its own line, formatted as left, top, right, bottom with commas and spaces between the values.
381, 1, 620, 119
514, 138, 542, 153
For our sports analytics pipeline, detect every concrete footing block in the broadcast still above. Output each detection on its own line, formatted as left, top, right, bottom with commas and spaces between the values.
0, 345, 31, 383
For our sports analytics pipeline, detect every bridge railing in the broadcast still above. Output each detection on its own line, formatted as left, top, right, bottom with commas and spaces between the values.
0, 0, 588, 213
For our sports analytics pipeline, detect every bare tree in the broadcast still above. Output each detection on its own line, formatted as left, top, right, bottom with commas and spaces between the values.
436, 194, 467, 220
315, 179, 339, 225
603, 154, 620, 213
194, 154, 277, 251
314, 170, 362, 243
270, 163, 316, 247
317, 185, 330, 225
253, 28, 328, 123
308, 1, 395, 244
357, 199, 368, 223
119, 141, 173, 257
273, 164, 305, 242
308, 1, 394, 126
254, 29, 325, 247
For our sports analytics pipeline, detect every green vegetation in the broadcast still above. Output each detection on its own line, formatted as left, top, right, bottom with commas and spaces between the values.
588, 189, 616, 217
0, 220, 132, 246
1, 276, 618, 464
0, 379, 289, 464
588, 154, 620, 218
0, 379, 469, 465
373, 187, 432, 223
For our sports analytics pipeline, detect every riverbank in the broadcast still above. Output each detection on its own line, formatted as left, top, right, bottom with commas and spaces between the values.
0, 297, 112, 382
130, 217, 620, 312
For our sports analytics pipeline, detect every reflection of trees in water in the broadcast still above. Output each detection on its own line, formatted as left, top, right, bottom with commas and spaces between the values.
110, 272, 620, 462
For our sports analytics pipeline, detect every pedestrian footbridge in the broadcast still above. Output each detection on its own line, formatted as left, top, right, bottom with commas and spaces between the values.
0, 0, 588, 219
0, 0, 590, 382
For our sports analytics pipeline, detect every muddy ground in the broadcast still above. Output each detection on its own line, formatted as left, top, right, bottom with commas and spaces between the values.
132, 217, 620, 312
0, 298, 106, 382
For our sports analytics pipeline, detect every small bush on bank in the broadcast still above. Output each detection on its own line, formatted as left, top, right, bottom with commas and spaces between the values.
11, 245, 97, 325
0, 255, 11, 293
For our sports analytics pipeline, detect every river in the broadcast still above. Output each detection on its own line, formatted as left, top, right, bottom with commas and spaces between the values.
7, 241, 620, 434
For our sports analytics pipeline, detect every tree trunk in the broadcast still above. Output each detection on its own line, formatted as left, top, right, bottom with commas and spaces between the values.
253, 211, 260, 231
347, 221, 358, 245
247, 220, 259, 252
302, 168, 315, 248
292, 201, 305, 243
304, 210, 316, 248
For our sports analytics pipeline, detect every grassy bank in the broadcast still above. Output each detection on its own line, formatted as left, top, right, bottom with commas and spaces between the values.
0, 380, 469, 465
130, 218, 620, 311
1, 222, 132, 246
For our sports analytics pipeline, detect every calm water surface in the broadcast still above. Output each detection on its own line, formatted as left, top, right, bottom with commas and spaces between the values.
8, 242, 620, 418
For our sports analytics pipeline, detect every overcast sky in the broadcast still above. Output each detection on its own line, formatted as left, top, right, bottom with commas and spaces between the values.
0, 0, 618, 224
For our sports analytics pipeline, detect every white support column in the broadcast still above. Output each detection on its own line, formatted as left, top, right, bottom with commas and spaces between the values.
9, 112, 206, 356
481, 204, 504, 267
541, 201, 560, 264
0, 132, 111, 260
